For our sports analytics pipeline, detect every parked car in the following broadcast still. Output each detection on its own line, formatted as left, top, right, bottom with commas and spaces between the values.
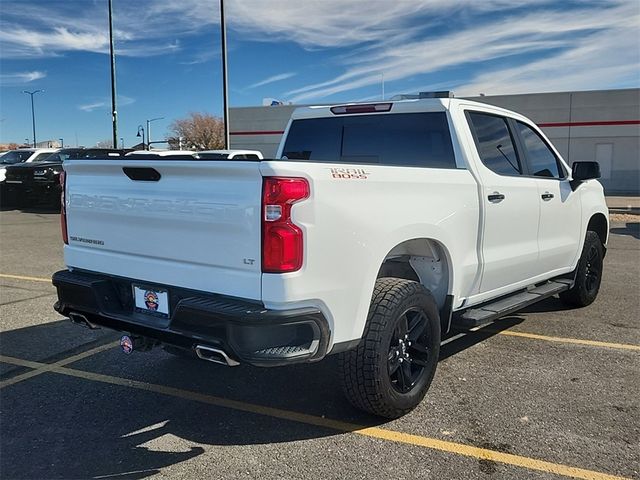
1, 149, 59, 204
123, 150, 263, 160
1, 148, 58, 185
124, 150, 198, 160
4, 148, 128, 207
53, 94, 607, 418
197, 149, 264, 160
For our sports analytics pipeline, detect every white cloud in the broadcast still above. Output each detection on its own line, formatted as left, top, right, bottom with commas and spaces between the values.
0, 0, 637, 101
78, 101, 106, 113
0, 1, 189, 58
0, 0, 555, 58
0, 70, 46, 85
284, 1, 640, 102
179, 49, 219, 65
226, 0, 556, 48
247, 72, 296, 89
456, 28, 640, 96
78, 95, 135, 112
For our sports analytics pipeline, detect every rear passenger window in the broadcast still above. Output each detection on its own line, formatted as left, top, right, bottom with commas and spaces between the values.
516, 122, 564, 178
467, 112, 521, 176
282, 112, 456, 168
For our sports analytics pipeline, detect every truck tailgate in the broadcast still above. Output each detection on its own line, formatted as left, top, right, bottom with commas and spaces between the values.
63, 160, 263, 300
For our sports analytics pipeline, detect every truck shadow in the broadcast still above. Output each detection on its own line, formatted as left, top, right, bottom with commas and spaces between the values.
0, 316, 520, 479
0, 202, 59, 214
610, 221, 640, 240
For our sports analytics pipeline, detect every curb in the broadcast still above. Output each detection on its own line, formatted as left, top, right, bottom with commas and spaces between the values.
609, 208, 640, 215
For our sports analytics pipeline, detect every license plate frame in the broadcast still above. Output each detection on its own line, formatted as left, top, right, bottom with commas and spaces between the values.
132, 284, 170, 318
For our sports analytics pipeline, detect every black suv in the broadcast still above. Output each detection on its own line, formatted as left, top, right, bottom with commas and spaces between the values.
4, 148, 130, 207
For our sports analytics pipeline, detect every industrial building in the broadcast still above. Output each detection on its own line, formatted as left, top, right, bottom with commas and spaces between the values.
229, 88, 639, 194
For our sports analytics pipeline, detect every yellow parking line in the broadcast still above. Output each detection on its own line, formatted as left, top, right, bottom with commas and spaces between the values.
0, 341, 118, 389
495, 330, 640, 352
0, 355, 629, 480
0, 273, 52, 283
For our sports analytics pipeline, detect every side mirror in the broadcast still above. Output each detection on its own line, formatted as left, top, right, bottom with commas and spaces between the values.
570, 161, 600, 191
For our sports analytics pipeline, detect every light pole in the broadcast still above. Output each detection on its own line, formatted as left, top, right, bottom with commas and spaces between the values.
220, 0, 229, 149
22, 90, 44, 148
108, 0, 118, 149
146, 117, 164, 150
136, 125, 145, 150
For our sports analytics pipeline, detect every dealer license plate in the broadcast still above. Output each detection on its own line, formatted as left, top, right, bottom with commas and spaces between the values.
133, 285, 169, 317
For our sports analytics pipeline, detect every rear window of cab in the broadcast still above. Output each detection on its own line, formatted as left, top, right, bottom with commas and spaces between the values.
282, 112, 456, 169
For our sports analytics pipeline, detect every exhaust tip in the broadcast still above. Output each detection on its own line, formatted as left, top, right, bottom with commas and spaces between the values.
195, 345, 240, 367
69, 312, 99, 330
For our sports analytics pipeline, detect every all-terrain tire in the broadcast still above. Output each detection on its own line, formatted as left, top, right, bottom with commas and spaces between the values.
338, 278, 440, 418
559, 231, 604, 307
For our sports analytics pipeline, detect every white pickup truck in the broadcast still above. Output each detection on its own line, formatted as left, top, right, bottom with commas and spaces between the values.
53, 94, 608, 418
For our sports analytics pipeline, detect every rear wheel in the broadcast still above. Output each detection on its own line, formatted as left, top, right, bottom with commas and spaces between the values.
338, 278, 440, 418
559, 231, 604, 307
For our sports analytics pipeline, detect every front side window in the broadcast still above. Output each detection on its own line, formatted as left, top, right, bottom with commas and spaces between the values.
516, 122, 564, 178
282, 112, 456, 169
467, 112, 521, 176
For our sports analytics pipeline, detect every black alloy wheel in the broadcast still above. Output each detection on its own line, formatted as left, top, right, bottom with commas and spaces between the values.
584, 243, 602, 294
387, 307, 431, 394
559, 231, 604, 307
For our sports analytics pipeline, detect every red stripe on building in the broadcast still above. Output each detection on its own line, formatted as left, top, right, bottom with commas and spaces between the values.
230, 130, 285, 136
538, 120, 640, 128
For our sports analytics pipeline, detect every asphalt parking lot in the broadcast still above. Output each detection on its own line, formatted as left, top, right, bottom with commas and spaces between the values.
1, 207, 638, 480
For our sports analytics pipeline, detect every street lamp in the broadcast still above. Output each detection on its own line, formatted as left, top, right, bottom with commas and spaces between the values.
136, 125, 145, 150
22, 89, 44, 148
146, 117, 164, 150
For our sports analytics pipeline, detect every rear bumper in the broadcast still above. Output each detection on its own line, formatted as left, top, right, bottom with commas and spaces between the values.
52, 269, 330, 367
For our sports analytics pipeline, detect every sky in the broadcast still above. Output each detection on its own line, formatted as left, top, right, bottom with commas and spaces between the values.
0, 0, 639, 147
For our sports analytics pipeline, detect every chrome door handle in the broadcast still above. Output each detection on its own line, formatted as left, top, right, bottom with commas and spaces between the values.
488, 192, 505, 202
541, 192, 554, 201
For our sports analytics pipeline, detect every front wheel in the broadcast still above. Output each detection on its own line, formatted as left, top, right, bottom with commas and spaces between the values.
338, 278, 440, 418
559, 231, 604, 307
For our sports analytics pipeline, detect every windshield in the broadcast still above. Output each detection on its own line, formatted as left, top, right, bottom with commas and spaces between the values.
32, 152, 57, 162
1, 151, 33, 164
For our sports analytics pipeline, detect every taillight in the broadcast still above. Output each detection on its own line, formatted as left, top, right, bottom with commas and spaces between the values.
262, 177, 309, 273
60, 170, 68, 244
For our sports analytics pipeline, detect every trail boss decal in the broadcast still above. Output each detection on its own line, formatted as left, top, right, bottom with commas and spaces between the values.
330, 168, 370, 180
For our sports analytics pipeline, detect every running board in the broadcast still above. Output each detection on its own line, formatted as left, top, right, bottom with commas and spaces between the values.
452, 279, 573, 329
